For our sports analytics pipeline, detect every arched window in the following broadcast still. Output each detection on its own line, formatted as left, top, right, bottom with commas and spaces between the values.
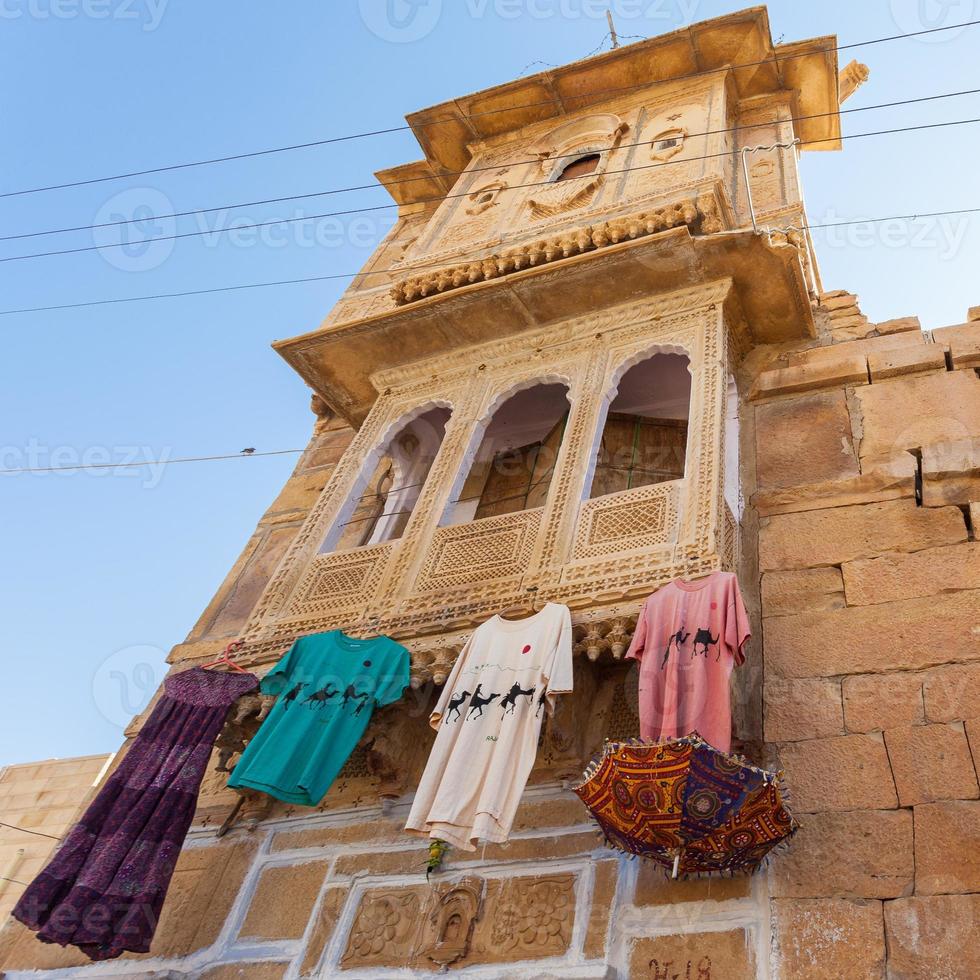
589, 353, 691, 499
555, 153, 601, 182
444, 382, 570, 526
325, 405, 451, 553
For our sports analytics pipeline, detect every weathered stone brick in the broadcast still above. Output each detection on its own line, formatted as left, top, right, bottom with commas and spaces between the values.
772, 899, 885, 980
759, 498, 966, 571
875, 315, 921, 335
239, 860, 328, 940
867, 343, 946, 381
933, 321, 980, 368
761, 568, 845, 617
842, 673, 924, 732
755, 390, 859, 490
510, 794, 592, 832
634, 863, 751, 906
884, 724, 979, 805
923, 662, 980, 722
199, 964, 289, 980
751, 463, 916, 517
765, 677, 844, 741
583, 860, 619, 959
772, 809, 913, 899
852, 369, 980, 461
884, 895, 980, 979
821, 291, 859, 311
300, 886, 348, 976
914, 801, 980, 894
630, 930, 755, 980
750, 353, 868, 400
842, 542, 980, 605
765, 590, 980, 678
786, 330, 924, 367
777, 734, 898, 813
970, 306, 980, 322
271, 817, 406, 852
921, 437, 980, 506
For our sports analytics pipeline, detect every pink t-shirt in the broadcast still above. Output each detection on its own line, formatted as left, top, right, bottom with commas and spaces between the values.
626, 571, 750, 752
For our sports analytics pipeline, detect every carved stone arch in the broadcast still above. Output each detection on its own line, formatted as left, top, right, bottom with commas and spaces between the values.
322, 398, 455, 552
582, 343, 694, 501
439, 373, 573, 527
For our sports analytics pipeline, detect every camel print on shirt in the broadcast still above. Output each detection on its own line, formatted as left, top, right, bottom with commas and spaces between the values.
406, 603, 573, 850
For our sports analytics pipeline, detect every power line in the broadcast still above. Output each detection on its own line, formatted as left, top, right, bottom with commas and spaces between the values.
0, 448, 304, 475
0, 821, 61, 841
1, 205, 976, 318
1, 876, 29, 887
5, 85, 978, 245
2, 18, 977, 201
3, 116, 979, 265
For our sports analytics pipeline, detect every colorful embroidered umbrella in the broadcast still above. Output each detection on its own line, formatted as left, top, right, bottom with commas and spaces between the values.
572, 734, 797, 877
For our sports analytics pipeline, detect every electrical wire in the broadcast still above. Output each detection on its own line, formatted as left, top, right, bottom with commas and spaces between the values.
0, 876, 29, 887
0, 449, 304, 475
0, 205, 976, 318
1, 17, 976, 200
0, 821, 61, 841
5, 85, 978, 245
3, 115, 979, 265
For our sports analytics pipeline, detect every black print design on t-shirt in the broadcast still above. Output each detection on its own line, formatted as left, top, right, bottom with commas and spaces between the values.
444, 689, 471, 724
691, 628, 720, 660
661, 629, 690, 668
466, 684, 500, 719
282, 682, 305, 709
500, 682, 535, 715
535, 687, 547, 717
304, 683, 339, 708
342, 684, 371, 714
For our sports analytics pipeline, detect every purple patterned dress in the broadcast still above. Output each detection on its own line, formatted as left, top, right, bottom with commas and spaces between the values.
12, 667, 257, 961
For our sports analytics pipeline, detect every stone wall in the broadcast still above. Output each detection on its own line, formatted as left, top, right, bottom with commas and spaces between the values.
0, 755, 111, 922
750, 295, 980, 980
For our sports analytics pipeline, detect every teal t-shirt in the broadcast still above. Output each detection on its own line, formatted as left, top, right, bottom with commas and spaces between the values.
228, 630, 409, 805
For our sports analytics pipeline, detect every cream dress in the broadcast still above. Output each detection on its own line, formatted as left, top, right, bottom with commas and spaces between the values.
405, 602, 573, 849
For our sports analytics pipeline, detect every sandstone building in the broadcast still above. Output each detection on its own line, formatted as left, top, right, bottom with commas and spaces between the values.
2, 6, 979, 978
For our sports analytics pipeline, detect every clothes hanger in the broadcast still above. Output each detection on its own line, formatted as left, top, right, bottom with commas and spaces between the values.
201, 639, 249, 673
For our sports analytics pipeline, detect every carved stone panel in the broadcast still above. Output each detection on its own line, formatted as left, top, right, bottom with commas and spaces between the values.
340, 887, 425, 970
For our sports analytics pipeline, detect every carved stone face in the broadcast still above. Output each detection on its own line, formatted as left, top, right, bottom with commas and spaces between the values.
465, 181, 507, 216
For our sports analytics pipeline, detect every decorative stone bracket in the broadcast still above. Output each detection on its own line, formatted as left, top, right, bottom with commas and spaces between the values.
390, 192, 727, 306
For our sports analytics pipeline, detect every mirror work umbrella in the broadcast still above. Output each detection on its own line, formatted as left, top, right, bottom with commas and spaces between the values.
573, 734, 797, 877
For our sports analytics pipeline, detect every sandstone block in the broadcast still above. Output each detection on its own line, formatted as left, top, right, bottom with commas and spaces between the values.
777, 734, 898, 813
264, 468, 331, 517
630, 929, 755, 980
199, 965, 289, 980
821, 291, 859, 311
761, 568, 845, 616
751, 464, 916, 517
842, 673, 924, 732
914, 801, 980, 894
584, 860, 619, 959
750, 353, 868, 400
300, 886, 348, 976
842, 542, 980, 605
772, 809, 913, 899
754, 390, 859, 490
884, 895, 980, 979
634, 864, 751, 906
510, 794, 592, 832
786, 329, 923, 368
875, 315, 921, 335
970, 306, 980, 322
772, 898, 885, 980
923, 662, 980, 722
933, 321, 980, 368
239, 860, 328, 940
271, 818, 406, 852
759, 498, 966, 571
867, 343, 946, 381
765, 677, 844, 742
884, 724, 979, 805
765, 590, 980, 678
921, 437, 980, 506
852, 369, 980, 461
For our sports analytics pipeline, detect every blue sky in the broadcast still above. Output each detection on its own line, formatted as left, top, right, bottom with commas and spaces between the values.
1, 0, 977, 766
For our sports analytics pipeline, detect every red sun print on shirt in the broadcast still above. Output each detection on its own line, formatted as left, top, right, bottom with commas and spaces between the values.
522, 644, 531, 655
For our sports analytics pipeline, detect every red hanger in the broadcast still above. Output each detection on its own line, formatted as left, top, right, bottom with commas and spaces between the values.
201, 639, 249, 673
